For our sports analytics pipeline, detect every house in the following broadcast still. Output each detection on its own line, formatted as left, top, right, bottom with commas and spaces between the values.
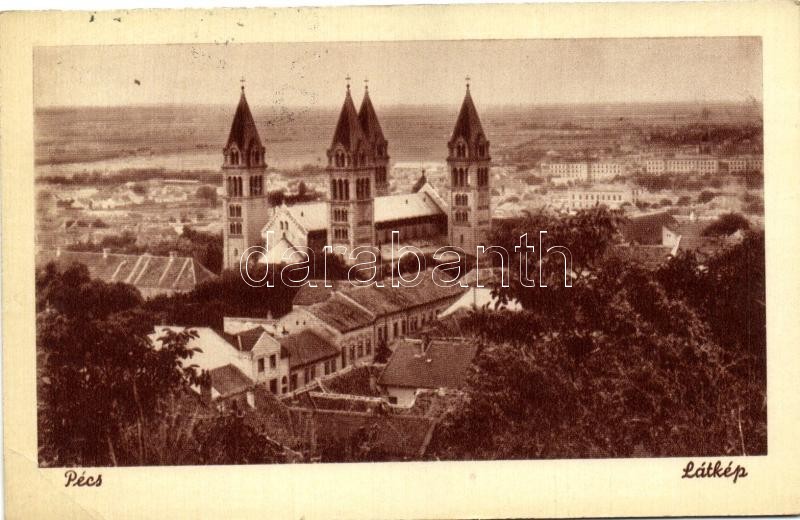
279, 329, 340, 392
152, 324, 345, 401
378, 337, 478, 406
620, 211, 678, 245
37, 249, 217, 298
151, 326, 260, 409
203, 364, 256, 410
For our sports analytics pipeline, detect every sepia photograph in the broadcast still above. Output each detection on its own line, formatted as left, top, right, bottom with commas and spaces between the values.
32, 36, 768, 467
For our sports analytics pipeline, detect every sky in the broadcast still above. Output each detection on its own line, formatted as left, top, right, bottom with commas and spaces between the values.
34, 38, 761, 108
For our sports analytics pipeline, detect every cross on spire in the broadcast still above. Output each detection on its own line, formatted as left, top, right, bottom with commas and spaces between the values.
240, 76, 246, 92
465, 75, 471, 91
364, 77, 369, 91
345, 75, 351, 92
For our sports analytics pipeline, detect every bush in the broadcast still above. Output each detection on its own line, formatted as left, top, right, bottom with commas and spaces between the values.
702, 213, 750, 236
697, 190, 717, 203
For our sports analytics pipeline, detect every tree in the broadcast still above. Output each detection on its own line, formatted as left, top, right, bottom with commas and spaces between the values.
702, 212, 750, 237
428, 212, 766, 460
196, 185, 218, 207
37, 265, 202, 466
698, 190, 717, 203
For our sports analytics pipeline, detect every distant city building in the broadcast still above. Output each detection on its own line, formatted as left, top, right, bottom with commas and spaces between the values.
588, 161, 625, 181
546, 161, 589, 182
641, 154, 763, 176
546, 160, 624, 183
553, 185, 640, 210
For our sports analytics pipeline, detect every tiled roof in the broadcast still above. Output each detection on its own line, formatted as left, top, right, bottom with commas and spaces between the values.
307, 293, 374, 333
621, 211, 677, 245
279, 329, 339, 369
231, 326, 265, 352
292, 280, 347, 306
208, 364, 253, 398
449, 88, 485, 145
37, 251, 216, 294
339, 273, 467, 317
378, 338, 477, 389
664, 221, 707, 250
609, 244, 674, 270
374, 191, 447, 223
330, 88, 366, 152
225, 89, 262, 154
286, 202, 327, 232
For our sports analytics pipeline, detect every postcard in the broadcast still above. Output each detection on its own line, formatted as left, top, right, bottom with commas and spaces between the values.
2, 2, 799, 518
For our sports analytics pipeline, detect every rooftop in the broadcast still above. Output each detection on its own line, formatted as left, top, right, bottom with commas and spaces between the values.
279, 329, 339, 369
208, 364, 253, 398
378, 338, 478, 390
307, 293, 375, 333
37, 250, 217, 294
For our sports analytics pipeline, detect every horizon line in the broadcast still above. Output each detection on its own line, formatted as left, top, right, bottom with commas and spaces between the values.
34, 98, 763, 111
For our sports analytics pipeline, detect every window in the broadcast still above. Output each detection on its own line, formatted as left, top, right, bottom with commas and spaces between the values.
258, 358, 265, 373
366, 339, 371, 355
290, 374, 298, 391
350, 346, 356, 364
229, 222, 242, 235
393, 322, 398, 338
269, 354, 276, 369
281, 376, 288, 394
229, 205, 241, 218
358, 343, 364, 357
269, 379, 278, 393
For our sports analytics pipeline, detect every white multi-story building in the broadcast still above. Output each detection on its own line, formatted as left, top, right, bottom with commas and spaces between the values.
546, 161, 589, 182
722, 155, 763, 173
563, 185, 640, 210
589, 161, 625, 181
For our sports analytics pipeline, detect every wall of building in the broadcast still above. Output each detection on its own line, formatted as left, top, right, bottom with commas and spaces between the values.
383, 386, 418, 407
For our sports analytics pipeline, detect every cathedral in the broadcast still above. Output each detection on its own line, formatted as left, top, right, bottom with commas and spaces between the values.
221, 80, 492, 270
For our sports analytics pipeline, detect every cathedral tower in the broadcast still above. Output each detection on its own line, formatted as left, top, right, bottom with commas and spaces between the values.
358, 82, 390, 196
326, 80, 376, 257
447, 80, 492, 253
222, 85, 269, 270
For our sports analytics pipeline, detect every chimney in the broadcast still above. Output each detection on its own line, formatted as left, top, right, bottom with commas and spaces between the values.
102, 247, 110, 259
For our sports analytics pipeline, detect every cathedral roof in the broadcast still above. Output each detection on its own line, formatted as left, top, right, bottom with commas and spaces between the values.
358, 88, 386, 146
374, 191, 446, 223
449, 87, 485, 145
225, 88, 262, 152
331, 87, 367, 152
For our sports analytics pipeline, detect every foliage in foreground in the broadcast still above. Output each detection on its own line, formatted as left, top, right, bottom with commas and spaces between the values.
429, 210, 766, 459
36, 263, 287, 467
